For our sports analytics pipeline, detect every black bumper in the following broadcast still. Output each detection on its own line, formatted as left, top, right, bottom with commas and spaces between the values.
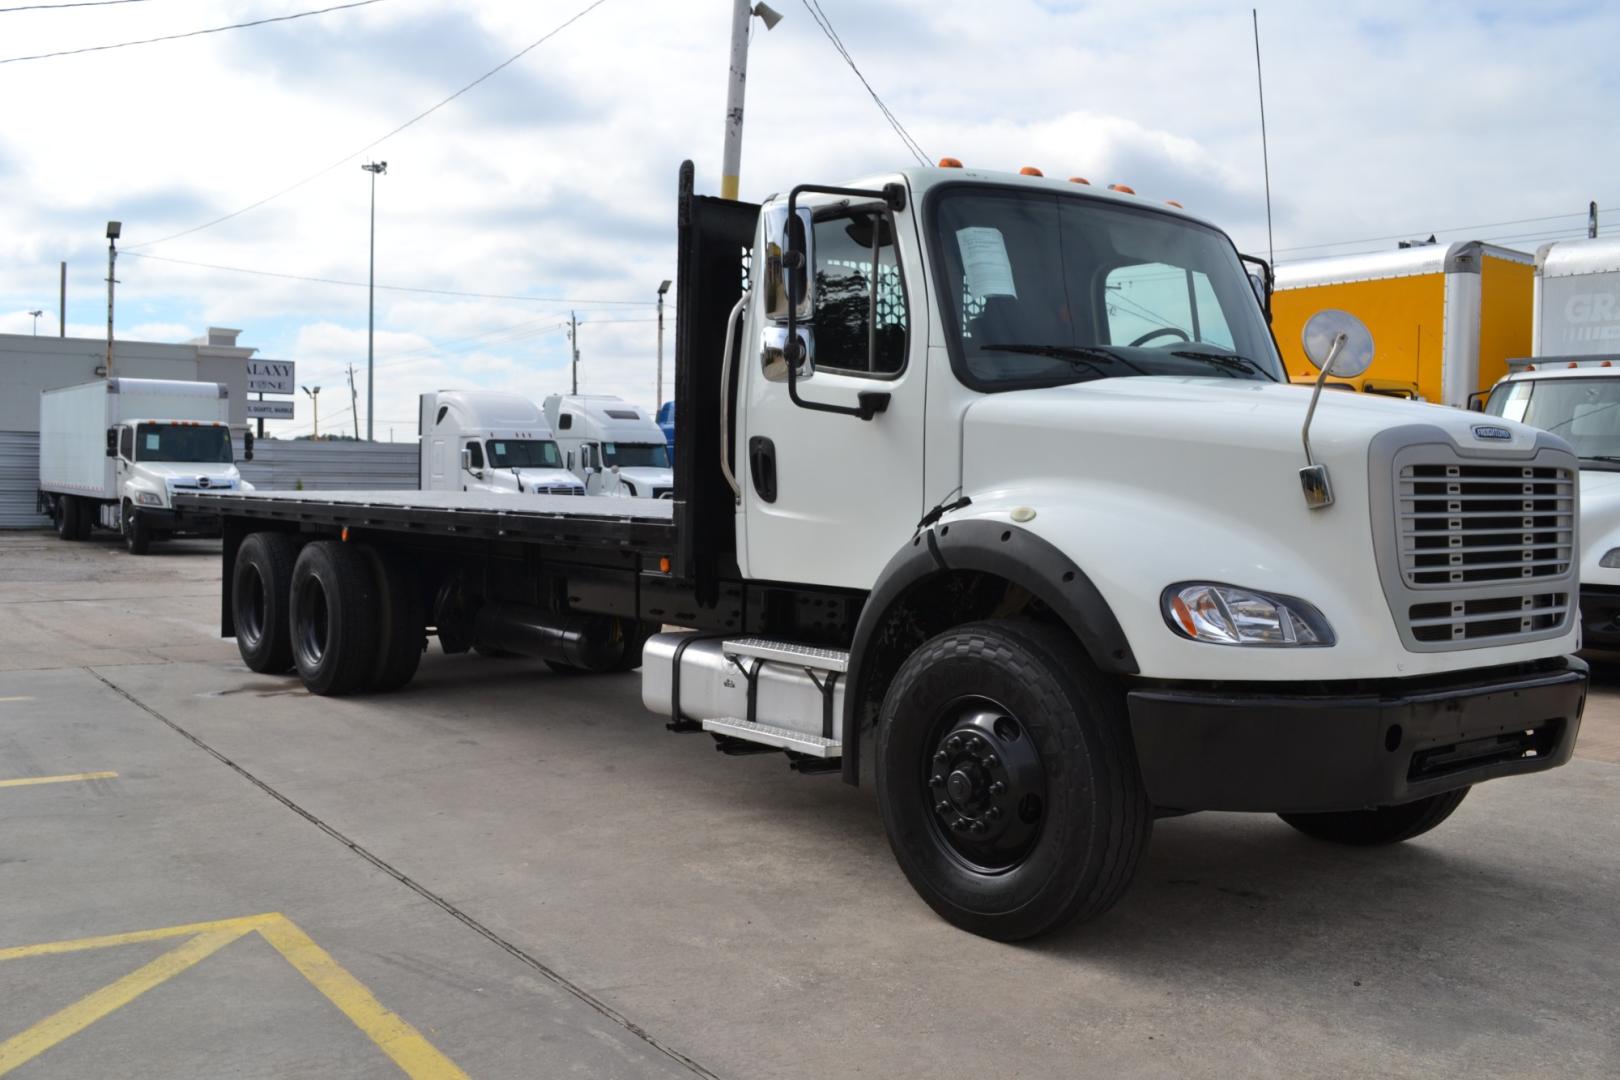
1580, 585, 1620, 648
1126, 658, 1586, 813
138, 507, 221, 536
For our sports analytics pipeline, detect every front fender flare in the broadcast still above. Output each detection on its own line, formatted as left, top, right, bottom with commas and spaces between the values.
840, 519, 1137, 785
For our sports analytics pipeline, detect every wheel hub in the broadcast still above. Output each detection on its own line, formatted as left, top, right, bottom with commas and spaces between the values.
925, 701, 1046, 870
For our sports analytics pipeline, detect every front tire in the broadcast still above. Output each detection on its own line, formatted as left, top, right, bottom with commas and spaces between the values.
1279, 788, 1470, 846
232, 532, 299, 673
123, 501, 151, 555
289, 541, 377, 696
876, 619, 1151, 941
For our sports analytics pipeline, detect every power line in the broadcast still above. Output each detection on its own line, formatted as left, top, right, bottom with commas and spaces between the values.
128, 0, 613, 249
0, 0, 154, 12
799, 0, 928, 167
124, 251, 650, 305
0, 0, 385, 65
1273, 207, 1599, 256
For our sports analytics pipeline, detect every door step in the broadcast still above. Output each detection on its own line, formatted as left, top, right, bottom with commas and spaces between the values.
700, 717, 842, 758
722, 637, 850, 673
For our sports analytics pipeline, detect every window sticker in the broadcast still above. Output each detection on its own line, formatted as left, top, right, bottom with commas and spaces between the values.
144, 433, 161, 451
956, 227, 1018, 299
492, 442, 506, 454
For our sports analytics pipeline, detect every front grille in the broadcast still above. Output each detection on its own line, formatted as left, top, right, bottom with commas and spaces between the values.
1378, 446, 1578, 652
535, 485, 581, 495
1398, 463, 1574, 587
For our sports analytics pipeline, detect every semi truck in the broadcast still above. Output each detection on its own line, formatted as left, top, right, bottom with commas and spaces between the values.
542, 393, 673, 497
418, 389, 584, 496
181, 162, 1587, 941
1272, 242, 1534, 404
39, 377, 251, 554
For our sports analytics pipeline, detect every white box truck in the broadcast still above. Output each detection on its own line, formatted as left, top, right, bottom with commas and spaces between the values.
542, 393, 673, 497
418, 390, 584, 496
183, 162, 1586, 941
39, 377, 251, 554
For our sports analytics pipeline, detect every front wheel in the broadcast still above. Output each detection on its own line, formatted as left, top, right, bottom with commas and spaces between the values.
1278, 788, 1470, 846
123, 502, 151, 555
876, 619, 1151, 941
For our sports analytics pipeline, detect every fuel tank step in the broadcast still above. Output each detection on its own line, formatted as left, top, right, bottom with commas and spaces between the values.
721, 637, 850, 672
700, 717, 842, 758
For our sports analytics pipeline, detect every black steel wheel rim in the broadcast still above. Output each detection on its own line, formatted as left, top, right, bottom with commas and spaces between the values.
293, 575, 330, 666
922, 695, 1048, 873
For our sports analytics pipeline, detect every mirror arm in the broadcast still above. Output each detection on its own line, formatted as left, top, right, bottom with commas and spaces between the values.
1298, 332, 1346, 510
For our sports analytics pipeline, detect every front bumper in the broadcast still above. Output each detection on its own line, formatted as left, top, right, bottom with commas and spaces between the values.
136, 506, 222, 536
1126, 658, 1586, 813
1580, 585, 1620, 648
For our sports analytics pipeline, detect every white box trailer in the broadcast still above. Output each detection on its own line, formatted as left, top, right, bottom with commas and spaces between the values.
1532, 235, 1620, 359
38, 377, 250, 554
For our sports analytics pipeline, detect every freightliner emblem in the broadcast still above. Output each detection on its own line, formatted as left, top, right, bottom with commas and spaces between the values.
1473, 425, 1513, 441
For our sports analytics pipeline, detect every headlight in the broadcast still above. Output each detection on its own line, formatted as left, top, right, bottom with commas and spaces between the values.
135, 492, 163, 506
1601, 548, 1620, 569
1162, 583, 1334, 647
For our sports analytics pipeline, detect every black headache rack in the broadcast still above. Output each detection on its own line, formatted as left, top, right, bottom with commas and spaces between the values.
174, 490, 678, 553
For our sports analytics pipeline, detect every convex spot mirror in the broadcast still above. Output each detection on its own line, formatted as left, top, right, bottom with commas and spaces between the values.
763, 203, 814, 322
242, 429, 254, 462
762, 325, 815, 383
105, 428, 117, 458
1302, 309, 1375, 380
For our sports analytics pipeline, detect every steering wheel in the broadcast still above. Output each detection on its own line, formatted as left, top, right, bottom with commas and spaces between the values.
1129, 327, 1191, 347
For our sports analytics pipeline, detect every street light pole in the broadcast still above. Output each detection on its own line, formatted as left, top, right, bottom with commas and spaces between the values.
568, 311, 579, 394
362, 161, 387, 441
104, 221, 121, 378
302, 385, 321, 439
720, 2, 782, 200
28, 310, 42, 336
656, 280, 671, 408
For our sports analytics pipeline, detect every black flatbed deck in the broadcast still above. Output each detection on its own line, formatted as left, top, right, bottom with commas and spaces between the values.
178, 489, 678, 551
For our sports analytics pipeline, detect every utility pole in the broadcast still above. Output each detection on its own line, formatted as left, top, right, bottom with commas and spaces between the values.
302, 385, 321, 438
1590, 201, 1599, 239
720, 2, 782, 200
104, 221, 121, 378
656, 280, 671, 408
362, 161, 387, 440
347, 364, 359, 438
58, 261, 65, 337
568, 311, 580, 394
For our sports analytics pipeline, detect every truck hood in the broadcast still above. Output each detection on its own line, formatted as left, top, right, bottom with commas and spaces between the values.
614, 467, 673, 495
504, 468, 583, 492
136, 462, 242, 486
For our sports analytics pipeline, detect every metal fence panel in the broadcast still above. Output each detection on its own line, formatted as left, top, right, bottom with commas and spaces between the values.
237, 439, 419, 492
0, 431, 49, 528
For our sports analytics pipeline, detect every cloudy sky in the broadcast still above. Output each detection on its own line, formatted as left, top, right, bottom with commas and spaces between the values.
0, 0, 1614, 439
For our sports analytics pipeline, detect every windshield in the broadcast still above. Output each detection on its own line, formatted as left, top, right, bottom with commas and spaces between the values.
929, 187, 1284, 389
486, 439, 563, 469
135, 423, 232, 464
1487, 377, 1620, 465
602, 442, 669, 469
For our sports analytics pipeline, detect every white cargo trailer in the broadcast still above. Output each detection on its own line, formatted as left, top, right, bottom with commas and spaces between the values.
38, 377, 251, 554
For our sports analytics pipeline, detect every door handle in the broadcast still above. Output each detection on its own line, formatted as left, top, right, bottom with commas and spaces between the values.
748, 436, 777, 503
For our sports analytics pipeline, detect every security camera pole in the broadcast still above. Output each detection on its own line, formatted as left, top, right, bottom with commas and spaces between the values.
104, 221, 121, 378
721, 2, 782, 200
656, 279, 672, 408
362, 161, 387, 440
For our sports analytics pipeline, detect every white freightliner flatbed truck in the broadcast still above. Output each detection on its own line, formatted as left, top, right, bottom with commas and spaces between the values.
181, 163, 1588, 940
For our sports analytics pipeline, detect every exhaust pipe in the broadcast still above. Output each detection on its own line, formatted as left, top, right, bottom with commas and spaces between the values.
473, 603, 625, 671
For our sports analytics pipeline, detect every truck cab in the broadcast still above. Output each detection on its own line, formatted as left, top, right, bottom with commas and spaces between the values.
418, 390, 584, 496
542, 394, 673, 498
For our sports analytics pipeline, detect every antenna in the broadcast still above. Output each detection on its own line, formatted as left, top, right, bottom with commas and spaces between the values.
1252, 8, 1275, 267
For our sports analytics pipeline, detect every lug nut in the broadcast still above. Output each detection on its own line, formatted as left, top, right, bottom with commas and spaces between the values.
969, 820, 987, 833
988, 781, 1006, 795
933, 750, 949, 764
947, 736, 963, 752
982, 754, 999, 768
935, 801, 951, 815
986, 806, 1002, 820
951, 817, 968, 831
929, 774, 944, 788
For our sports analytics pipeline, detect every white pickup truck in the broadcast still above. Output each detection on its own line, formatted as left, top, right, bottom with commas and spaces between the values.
418, 389, 584, 496
39, 377, 251, 554
184, 163, 1586, 940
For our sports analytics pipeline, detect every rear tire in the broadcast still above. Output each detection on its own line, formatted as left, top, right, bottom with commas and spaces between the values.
289, 541, 377, 696
232, 532, 298, 673
876, 619, 1151, 941
123, 501, 151, 555
364, 546, 424, 692
53, 496, 73, 540
1279, 788, 1470, 846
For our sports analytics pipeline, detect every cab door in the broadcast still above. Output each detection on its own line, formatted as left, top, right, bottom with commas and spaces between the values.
740, 191, 929, 590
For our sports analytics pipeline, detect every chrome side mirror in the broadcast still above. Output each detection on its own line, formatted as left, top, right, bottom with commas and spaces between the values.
762, 324, 814, 383
763, 203, 814, 322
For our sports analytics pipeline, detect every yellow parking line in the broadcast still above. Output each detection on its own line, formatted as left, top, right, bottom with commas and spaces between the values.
0, 697, 33, 703
0, 772, 117, 790
0, 914, 274, 962
0, 925, 253, 1075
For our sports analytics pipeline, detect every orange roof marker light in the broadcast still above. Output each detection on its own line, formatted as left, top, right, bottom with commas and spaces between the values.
938, 157, 963, 168
1570, 362, 1580, 368
1108, 183, 1136, 194
1165, 199, 1184, 208
1068, 176, 1091, 185
1604, 361, 1614, 367
1019, 166, 1044, 176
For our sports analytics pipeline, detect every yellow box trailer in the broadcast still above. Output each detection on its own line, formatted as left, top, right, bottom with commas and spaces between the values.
1272, 242, 1534, 406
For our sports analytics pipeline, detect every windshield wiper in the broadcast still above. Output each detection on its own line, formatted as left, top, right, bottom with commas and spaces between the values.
1580, 455, 1620, 465
1168, 349, 1279, 382
979, 343, 1147, 376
